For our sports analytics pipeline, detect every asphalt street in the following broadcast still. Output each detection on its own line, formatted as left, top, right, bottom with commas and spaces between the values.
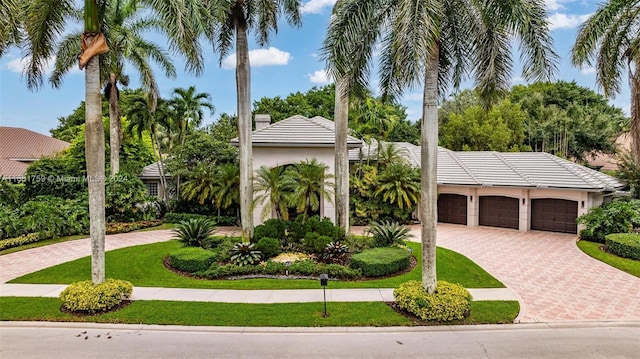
1, 321, 638, 358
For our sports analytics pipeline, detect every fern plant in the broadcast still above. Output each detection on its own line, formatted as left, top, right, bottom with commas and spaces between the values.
230, 243, 262, 266
367, 220, 414, 247
172, 218, 217, 248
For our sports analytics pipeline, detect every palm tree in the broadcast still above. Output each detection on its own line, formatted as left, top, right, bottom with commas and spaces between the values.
253, 166, 291, 221
48, 0, 178, 176
374, 162, 420, 210
202, 0, 302, 241
213, 163, 241, 213
572, 0, 640, 164
286, 159, 335, 219
180, 162, 218, 205
0, 0, 23, 57
22, 0, 202, 284
323, 0, 556, 293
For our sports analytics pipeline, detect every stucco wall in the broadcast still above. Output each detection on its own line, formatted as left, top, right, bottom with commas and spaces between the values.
252, 146, 336, 225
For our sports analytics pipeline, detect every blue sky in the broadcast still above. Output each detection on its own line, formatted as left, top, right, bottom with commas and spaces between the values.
0, 0, 632, 136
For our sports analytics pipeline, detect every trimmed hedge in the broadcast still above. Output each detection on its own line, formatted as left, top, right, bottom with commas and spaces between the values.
59, 279, 133, 314
164, 213, 238, 226
198, 260, 363, 279
255, 237, 281, 259
105, 220, 163, 234
350, 247, 411, 277
394, 280, 472, 322
0, 232, 46, 251
169, 247, 218, 273
605, 233, 640, 261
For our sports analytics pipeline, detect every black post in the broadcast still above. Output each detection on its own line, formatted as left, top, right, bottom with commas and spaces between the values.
320, 273, 329, 317
323, 285, 327, 317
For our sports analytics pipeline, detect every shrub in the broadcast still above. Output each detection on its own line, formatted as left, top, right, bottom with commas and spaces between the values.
304, 232, 333, 255
164, 212, 211, 223
0, 206, 23, 239
253, 219, 287, 242
197, 258, 362, 279
393, 280, 472, 322
59, 279, 133, 314
367, 220, 414, 247
105, 173, 148, 222
230, 243, 262, 266
255, 237, 281, 259
20, 195, 89, 239
578, 199, 640, 243
350, 247, 411, 277
344, 235, 375, 253
105, 220, 162, 235
605, 233, 640, 260
0, 232, 43, 251
169, 247, 218, 273
172, 218, 217, 248
321, 241, 349, 264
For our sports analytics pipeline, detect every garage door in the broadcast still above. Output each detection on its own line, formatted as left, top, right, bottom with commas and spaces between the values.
531, 199, 578, 234
479, 196, 519, 229
438, 194, 467, 225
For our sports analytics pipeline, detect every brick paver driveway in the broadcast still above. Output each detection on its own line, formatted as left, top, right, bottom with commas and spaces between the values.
409, 224, 640, 323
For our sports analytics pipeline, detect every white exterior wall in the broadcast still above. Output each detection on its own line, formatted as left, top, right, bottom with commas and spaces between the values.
252, 146, 336, 225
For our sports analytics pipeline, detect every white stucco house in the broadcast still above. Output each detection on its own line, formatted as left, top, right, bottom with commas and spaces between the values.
232, 114, 625, 234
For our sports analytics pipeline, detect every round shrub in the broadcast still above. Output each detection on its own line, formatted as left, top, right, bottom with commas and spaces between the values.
169, 247, 217, 273
59, 279, 133, 314
253, 219, 287, 241
605, 233, 640, 260
350, 247, 411, 277
304, 232, 333, 255
255, 237, 281, 259
393, 280, 472, 322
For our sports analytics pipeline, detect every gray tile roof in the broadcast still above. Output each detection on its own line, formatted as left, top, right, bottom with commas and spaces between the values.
354, 141, 624, 192
231, 115, 362, 148
140, 162, 171, 178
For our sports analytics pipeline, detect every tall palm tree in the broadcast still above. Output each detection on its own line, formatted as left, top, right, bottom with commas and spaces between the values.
253, 165, 291, 221
49, 0, 178, 176
286, 158, 335, 219
213, 163, 241, 213
572, 0, 640, 164
180, 162, 218, 205
202, 0, 302, 241
323, 0, 556, 293
22, 0, 202, 284
0, 0, 23, 57
374, 162, 420, 210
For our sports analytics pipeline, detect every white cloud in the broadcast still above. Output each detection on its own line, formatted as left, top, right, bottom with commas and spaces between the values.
301, 0, 337, 14
308, 70, 332, 84
545, 0, 568, 11
221, 47, 292, 70
403, 93, 423, 102
4, 56, 57, 75
547, 13, 591, 30
580, 66, 596, 75
512, 76, 525, 83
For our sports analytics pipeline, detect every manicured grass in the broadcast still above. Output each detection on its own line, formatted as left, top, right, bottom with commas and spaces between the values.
0, 297, 519, 326
577, 240, 640, 278
11, 241, 504, 289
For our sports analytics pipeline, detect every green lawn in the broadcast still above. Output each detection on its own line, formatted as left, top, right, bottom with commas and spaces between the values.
577, 240, 640, 278
11, 240, 504, 289
0, 297, 519, 326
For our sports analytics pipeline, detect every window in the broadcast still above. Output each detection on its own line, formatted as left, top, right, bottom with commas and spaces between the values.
145, 182, 159, 197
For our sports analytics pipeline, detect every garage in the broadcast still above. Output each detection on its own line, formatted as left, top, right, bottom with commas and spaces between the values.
438, 194, 468, 225
479, 196, 519, 229
531, 198, 578, 234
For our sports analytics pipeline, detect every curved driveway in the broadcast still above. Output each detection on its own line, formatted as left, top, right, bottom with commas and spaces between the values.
2, 225, 640, 323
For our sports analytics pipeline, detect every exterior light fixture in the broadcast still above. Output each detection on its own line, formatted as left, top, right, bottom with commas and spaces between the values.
320, 273, 329, 317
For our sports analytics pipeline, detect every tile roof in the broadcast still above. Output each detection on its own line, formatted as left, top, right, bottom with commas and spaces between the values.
231, 115, 362, 148
0, 127, 70, 178
356, 141, 624, 192
140, 162, 171, 178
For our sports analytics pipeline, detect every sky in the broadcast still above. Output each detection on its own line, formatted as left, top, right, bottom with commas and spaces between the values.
0, 0, 633, 136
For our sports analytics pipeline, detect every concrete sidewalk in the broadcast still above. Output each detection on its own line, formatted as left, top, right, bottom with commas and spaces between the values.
0, 284, 518, 303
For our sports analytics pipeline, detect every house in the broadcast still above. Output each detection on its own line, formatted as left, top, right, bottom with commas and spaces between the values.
587, 132, 632, 171
139, 162, 170, 199
0, 126, 70, 180
235, 115, 625, 234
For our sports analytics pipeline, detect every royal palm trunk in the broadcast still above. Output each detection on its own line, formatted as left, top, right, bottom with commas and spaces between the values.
334, 78, 350, 234
109, 73, 121, 175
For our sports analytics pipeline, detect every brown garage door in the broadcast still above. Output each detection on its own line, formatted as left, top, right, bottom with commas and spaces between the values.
531, 199, 578, 234
479, 196, 519, 229
438, 194, 468, 225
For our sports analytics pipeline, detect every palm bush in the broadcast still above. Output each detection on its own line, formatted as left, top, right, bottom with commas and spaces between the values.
172, 218, 217, 248
367, 220, 414, 247
230, 243, 262, 266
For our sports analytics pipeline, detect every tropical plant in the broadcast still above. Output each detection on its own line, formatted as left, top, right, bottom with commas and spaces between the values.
172, 217, 218, 248
577, 199, 640, 243
374, 162, 420, 210
323, 0, 557, 294
617, 151, 640, 197
253, 166, 291, 221
366, 220, 414, 247
180, 162, 218, 206
572, 0, 640, 164
230, 243, 262, 266
286, 159, 335, 219
105, 173, 148, 222
201, 0, 303, 241
321, 241, 350, 264
21, 0, 202, 284
0, 0, 23, 57
212, 163, 241, 211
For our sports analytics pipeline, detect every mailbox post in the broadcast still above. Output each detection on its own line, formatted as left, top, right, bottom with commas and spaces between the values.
320, 273, 329, 317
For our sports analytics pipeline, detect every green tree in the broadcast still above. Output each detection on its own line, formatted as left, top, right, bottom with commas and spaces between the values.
212, 163, 241, 212
253, 166, 291, 221
374, 162, 420, 210
180, 162, 218, 206
286, 159, 335, 219
170, 86, 215, 147
202, 0, 302, 241
324, 0, 557, 293
0, 0, 23, 57
572, 0, 640, 164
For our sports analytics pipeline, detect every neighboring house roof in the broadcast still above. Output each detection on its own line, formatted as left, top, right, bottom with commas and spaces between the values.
356, 141, 624, 192
139, 162, 171, 179
0, 126, 70, 178
587, 132, 632, 171
230, 115, 363, 148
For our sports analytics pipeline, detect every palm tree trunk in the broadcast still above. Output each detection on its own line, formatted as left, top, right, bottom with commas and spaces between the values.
236, 19, 254, 241
334, 78, 349, 234
631, 60, 640, 165
108, 73, 121, 176
420, 46, 439, 294
85, 35, 106, 285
